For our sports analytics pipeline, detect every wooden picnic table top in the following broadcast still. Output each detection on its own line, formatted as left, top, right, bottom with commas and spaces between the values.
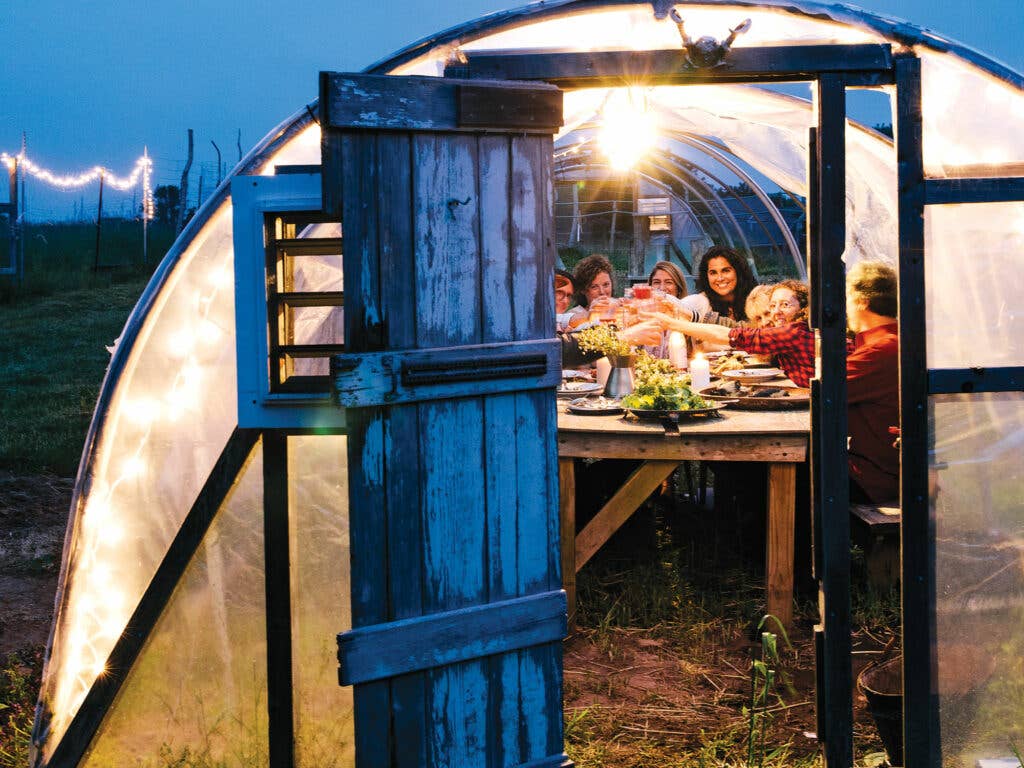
557, 407, 810, 463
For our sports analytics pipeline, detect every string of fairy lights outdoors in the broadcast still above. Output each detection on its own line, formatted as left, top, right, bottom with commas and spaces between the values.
2, 149, 154, 220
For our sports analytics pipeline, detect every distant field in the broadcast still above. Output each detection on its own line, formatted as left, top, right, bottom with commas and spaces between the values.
0, 220, 172, 474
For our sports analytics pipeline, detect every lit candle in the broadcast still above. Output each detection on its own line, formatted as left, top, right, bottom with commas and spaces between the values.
668, 332, 688, 371
690, 352, 711, 392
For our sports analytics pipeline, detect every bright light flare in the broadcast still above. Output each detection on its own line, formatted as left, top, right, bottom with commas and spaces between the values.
598, 90, 658, 171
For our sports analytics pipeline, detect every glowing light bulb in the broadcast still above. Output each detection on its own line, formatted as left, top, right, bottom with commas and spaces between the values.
89, 564, 112, 586
123, 397, 161, 425
198, 318, 223, 344
210, 266, 233, 289
102, 522, 125, 546
121, 456, 145, 479
599, 90, 657, 171
167, 329, 195, 358
83, 501, 112, 532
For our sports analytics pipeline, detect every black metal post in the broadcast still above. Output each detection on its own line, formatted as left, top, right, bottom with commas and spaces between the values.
811, 73, 852, 768
263, 431, 295, 768
894, 54, 940, 768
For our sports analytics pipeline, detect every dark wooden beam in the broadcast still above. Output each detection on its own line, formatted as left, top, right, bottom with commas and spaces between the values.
894, 54, 941, 768
319, 72, 563, 133
45, 428, 262, 768
445, 44, 894, 87
264, 431, 294, 768
812, 73, 853, 768
924, 176, 1024, 205
928, 366, 1024, 394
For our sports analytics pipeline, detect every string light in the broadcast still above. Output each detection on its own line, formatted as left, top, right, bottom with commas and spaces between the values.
1, 149, 155, 220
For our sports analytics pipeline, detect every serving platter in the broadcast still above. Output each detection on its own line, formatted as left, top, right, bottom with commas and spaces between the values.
719, 367, 784, 383
566, 396, 624, 415
700, 384, 810, 410
624, 402, 728, 421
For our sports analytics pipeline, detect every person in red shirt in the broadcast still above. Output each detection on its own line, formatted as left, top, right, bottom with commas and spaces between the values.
648, 266, 900, 502
845, 261, 899, 503
646, 280, 815, 387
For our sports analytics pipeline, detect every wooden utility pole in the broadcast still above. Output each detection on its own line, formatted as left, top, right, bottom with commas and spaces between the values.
5, 158, 19, 283
94, 170, 105, 271
176, 129, 193, 234
142, 146, 149, 265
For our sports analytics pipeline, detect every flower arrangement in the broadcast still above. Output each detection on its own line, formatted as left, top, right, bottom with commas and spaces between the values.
574, 324, 635, 361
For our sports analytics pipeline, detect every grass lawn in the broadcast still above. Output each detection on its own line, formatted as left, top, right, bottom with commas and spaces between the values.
0, 275, 151, 475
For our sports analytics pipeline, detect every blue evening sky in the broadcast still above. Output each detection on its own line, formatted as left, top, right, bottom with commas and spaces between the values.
3, 0, 1021, 220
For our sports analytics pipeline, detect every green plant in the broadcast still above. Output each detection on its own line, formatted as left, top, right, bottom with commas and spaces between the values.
745, 615, 794, 768
0, 650, 43, 768
623, 352, 707, 411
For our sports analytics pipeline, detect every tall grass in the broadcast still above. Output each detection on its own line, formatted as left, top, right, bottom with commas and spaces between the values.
0, 220, 167, 474
0, 220, 174, 302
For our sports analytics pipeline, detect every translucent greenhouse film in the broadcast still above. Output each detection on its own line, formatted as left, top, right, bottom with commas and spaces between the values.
34, 0, 1024, 765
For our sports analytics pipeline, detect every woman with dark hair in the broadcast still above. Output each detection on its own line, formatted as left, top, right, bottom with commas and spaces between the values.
681, 246, 758, 321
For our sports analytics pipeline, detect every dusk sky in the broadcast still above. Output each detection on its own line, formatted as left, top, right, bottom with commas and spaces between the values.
3, 0, 1022, 220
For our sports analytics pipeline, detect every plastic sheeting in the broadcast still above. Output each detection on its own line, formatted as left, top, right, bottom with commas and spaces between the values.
288, 435, 354, 768
931, 394, 1024, 766
81, 443, 267, 768
38, 127, 324, 758
926, 201, 1024, 368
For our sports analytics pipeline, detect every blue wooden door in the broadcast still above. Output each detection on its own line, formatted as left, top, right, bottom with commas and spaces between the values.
321, 73, 571, 768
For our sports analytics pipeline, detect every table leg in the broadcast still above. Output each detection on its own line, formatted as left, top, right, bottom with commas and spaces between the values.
766, 462, 797, 630
575, 460, 679, 571
558, 458, 577, 630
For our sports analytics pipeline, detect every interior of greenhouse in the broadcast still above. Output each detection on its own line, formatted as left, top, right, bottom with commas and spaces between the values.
32, 2, 1024, 766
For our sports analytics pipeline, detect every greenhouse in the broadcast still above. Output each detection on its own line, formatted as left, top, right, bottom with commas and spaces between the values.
31, 1, 1023, 767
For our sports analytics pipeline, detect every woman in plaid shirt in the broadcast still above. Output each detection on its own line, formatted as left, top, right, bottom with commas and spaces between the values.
646, 281, 815, 387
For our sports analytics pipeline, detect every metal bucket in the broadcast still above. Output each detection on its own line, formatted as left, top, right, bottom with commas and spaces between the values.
858, 656, 903, 766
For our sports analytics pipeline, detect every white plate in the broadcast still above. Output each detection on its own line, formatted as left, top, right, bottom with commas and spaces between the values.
557, 381, 603, 397
720, 368, 784, 383
562, 369, 594, 381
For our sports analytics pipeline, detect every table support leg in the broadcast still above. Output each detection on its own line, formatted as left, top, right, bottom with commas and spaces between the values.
766, 463, 797, 630
575, 460, 679, 571
558, 458, 577, 630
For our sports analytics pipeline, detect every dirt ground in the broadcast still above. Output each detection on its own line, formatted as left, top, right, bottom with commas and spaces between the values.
0, 472, 72, 657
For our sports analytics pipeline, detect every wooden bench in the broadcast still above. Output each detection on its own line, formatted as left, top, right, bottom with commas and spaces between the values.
850, 502, 901, 588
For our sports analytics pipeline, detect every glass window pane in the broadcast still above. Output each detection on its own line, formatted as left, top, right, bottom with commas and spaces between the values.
288, 435, 354, 768
926, 202, 1024, 368
931, 394, 1024, 765
82, 442, 267, 767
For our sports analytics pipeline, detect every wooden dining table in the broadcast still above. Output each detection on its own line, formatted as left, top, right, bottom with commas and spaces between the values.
557, 406, 810, 628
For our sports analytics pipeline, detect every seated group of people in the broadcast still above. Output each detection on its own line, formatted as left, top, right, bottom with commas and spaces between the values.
556, 247, 900, 504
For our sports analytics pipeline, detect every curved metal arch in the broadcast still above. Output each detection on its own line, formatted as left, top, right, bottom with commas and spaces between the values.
651, 142, 794, 271
555, 125, 803, 276
554, 155, 734, 253
667, 131, 806, 278
364, 0, 1023, 90
555, 148, 743, 252
554, 147, 754, 260
82, 0, 1023, 497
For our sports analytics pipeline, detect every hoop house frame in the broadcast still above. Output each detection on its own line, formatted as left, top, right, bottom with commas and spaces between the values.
32, 2, 1024, 767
